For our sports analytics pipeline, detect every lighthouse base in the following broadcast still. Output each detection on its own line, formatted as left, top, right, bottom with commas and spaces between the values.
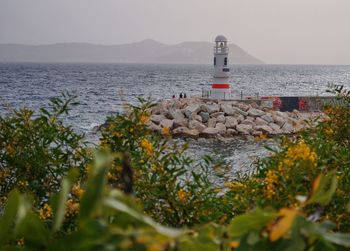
210, 83, 231, 100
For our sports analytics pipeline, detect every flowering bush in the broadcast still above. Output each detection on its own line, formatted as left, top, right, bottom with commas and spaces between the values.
100, 98, 233, 227
1, 87, 350, 250
223, 85, 350, 232
0, 93, 90, 209
1, 151, 349, 251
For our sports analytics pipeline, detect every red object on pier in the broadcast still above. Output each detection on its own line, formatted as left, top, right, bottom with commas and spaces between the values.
298, 98, 308, 111
212, 83, 230, 89
273, 97, 282, 110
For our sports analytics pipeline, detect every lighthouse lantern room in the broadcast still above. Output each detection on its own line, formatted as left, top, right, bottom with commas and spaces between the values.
210, 35, 231, 99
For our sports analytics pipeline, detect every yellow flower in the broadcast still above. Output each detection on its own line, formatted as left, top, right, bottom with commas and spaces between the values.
147, 243, 164, 251
229, 241, 240, 249
39, 203, 53, 220
140, 113, 149, 125
324, 127, 333, 136
119, 239, 133, 249
265, 170, 278, 199
65, 199, 80, 217
107, 171, 113, 180
140, 138, 154, 156
283, 140, 317, 168
5, 144, 15, 157
255, 133, 267, 141
113, 131, 122, 138
100, 139, 110, 149
177, 189, 189, 202
161, 127, 171, 137
18, 180, 29, 189
224, 181, 245, 190
72, 184, 84, 198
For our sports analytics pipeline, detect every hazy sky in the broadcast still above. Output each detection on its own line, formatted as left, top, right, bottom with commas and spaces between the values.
1, 0, 350, 64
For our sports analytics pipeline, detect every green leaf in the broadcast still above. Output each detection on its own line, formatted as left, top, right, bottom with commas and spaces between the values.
104, 193, 182, 238
307, 174, 338, 206
0, 190, 20, 245
51, 168, 79, 233
228, 209, 277, 238
78, 152, 110, 222
323, 233, 350, 247
16, 211, 49, 247
180, 240, 218, 251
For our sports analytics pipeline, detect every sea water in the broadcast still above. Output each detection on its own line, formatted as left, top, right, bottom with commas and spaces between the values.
1, 63, 349, 173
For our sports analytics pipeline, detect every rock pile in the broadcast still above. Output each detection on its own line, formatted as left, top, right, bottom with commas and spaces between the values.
147, 98, 323, 139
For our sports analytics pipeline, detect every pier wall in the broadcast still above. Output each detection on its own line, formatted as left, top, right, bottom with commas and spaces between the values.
202, 96, 341, 112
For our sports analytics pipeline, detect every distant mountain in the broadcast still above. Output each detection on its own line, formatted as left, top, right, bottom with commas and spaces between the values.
0, 39, 263, 64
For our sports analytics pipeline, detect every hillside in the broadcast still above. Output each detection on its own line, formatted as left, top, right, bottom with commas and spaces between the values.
0, 39, 263, 64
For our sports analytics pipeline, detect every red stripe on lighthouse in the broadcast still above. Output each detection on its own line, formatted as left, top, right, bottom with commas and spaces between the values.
212, 83, 230, 89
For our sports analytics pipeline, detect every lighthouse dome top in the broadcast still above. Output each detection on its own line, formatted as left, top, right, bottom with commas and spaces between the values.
215, 35, 227, 42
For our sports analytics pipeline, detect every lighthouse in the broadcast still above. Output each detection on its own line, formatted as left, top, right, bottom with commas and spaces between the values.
211, 35, 231, 99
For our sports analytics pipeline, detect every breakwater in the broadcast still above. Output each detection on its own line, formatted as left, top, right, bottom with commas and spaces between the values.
147, 97, 327, 138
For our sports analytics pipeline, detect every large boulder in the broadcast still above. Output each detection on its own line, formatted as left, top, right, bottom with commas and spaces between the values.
210, 112, 225, 118
269, 123, 283, 134
235, 102, 251, 112
252, 130, 263, 136
167, 100, 182, 110
173, 118, 188, 128
172, 127, 199, 139
151, 106, 165, 115
281, 122, 294, 134
167, 109, 184, 120
221, 103, 248, 116
160, 119, 174, 129
201, 104, 220, 114
189, 120, 207, 133
215, 123, 227, 135
272, 114, 286, 127
216, 114, 226, 124
201, 127, 220, 137
286, 117, 299, 126
194, 115, 203, 123
199, 112, 210, 123
237, 115, 245, 123
147, 121, 161, 132
184, 104, 201, 118
150, 114, 166, 125
248, 108, 265, 117
232, 106, 249, 116
227, 128, 238, 136
241, 118, 255, 126
220, 103, 235, 115
225, 116, 238, 128
255, 117, 268, 126
236, 124, 253, 135
274, 111, 289, 118
207, 118, 217, 128
254, 125, 273, 135
261, 114, 274, 124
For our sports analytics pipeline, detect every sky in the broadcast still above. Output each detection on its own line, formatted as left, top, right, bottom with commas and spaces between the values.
0, 0, 350, 64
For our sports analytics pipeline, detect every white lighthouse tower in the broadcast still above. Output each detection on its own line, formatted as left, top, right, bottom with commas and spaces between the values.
210, 35, 231, 99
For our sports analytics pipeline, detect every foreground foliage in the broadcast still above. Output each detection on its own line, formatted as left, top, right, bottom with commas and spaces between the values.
0, 93, 89, 208
1, 88, 350, 250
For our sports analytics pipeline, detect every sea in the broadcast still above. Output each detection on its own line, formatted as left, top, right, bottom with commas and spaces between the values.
1, 63, 350, 175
